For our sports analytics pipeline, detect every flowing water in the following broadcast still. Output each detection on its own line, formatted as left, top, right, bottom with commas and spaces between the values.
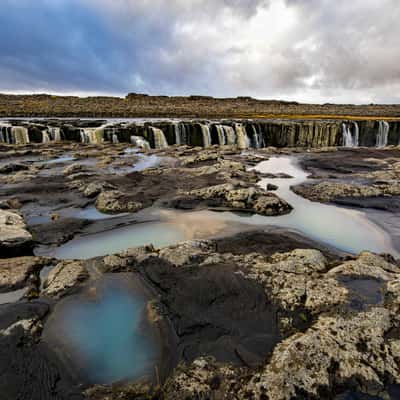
43, 274, 158, 384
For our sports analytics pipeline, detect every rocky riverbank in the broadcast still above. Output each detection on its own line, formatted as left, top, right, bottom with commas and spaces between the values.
0, 139, 399, 399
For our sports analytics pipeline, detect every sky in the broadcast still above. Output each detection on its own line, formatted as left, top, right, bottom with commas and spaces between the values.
0, 0, 399, 104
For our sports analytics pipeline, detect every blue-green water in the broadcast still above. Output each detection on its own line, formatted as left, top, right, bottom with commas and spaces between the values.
46, 275, 157, 384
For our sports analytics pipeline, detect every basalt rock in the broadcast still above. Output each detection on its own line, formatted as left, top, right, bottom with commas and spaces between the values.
0, 210, 33, 257
173, 183, 292, 216
42, 261, 88, 298
0, 257, 50, 292
95, 190, 143, 214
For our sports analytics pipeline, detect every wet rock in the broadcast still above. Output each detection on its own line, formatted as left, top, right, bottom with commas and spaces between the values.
42, 261, 88, 298
0, 163, 29, 174
83, 182, 104, 198
63, 163, 84, 176
0, 257, 50, 292
267, 183, 278, 191
0, 302, 83, 400
95, 190, 143, 214
84, 381, 152, 400
0, 210, 33, 257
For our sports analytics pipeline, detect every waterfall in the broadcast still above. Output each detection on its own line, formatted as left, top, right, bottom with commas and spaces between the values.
235, 123, 250, 149
11, 127, 30, 145
80, 129, 89, 144
342, 123, 355, 147
215, 125, 227, 145
0, 124, 9, 143
174, 123, 181, 145
224, 126, 236, 145
353, 122, 359, 147
112, 134, 119, 144
131, 135, 151, 150
150, 127, 169, 149
251, 125, 260, 148
376, 121, 389, 148
47, 127, 61, 141
200, 124, 212, 147
42, 130, 51, 143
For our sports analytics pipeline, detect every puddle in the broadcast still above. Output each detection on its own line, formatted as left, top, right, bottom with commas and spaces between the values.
42, 274, 159, 384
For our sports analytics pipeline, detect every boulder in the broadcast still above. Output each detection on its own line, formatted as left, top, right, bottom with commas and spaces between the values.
0, 257, 50, 292
0, 210, 33, 257
42, 261, 88, 298
95, 190, 143, 214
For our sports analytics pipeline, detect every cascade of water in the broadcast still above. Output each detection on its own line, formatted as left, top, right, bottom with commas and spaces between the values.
12, 127, 30, 145
376, 121, 389, 148
215, 125, 227, 145
112, 134, 119, 144
47, 127, 61, 141
235, 123, 250, 149
224, 126, 236, 145
174, 123, 181, 145
80, 129, 89, 144
200, 124, 212, 147
342, 123, 354, 147
251, 125, 260, 148
42, 130, 51, 143
353, 122, 359, 147
131, 135, 151, 150
150, 127, 169, 149
0, 128, 4, 143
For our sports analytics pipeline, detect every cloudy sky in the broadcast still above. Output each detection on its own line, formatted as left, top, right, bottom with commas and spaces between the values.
0, 0, 399, 103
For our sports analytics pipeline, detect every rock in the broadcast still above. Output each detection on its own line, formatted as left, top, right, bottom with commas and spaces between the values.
163, 357, 242, 400
83, 182, 103, 198
0, 257, 50, 292
102, 245, 156, 271
95, 190, 143, 214
243, 308, 399, 400
252, 194, 292, 216
267, 183, 279, 191
42, 261, 88, 298
0, 210, 33, 257
0, 163, 29, 174
327, 252, 400, 281
293, 181, 383, 202
181, 183, 292, 216
63, 163, 83, 176
248, 249, 329, 311
158, 240, 216, 267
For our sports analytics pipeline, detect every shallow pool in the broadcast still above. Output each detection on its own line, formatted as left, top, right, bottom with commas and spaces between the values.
43, 274, 158, 384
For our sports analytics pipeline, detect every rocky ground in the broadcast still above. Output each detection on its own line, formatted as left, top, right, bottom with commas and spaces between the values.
1, 93, 400, 118
0, 141, 399, 399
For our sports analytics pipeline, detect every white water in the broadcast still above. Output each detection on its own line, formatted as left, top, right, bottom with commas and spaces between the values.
174, 123, 182, 145
215, 125, 227, 146
235, 123, 250, 149
376, 121, 389, 148
224, 126, 236, 145
150, 127, 169, 149
42, 130, 51, 143
10, 126, 30, 145
200, 124, 212, 147
112, 134, 119, 144
130, 135, 150, 150
342, 123, 358, 147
